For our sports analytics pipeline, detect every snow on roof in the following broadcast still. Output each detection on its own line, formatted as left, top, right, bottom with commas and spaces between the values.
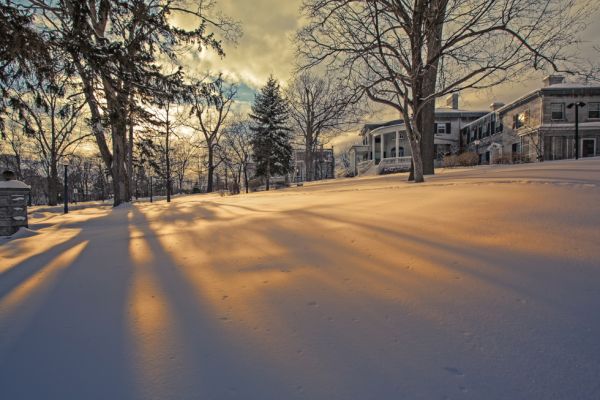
362, 108, 487, 134
542, 82, 600, 90
0, 180, 30, 189
434, 107, 487, 114
495, 82, 600, 114
543, 121, 600, 129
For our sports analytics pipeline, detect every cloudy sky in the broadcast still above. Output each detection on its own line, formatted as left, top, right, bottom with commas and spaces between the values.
184, 0, 600, 134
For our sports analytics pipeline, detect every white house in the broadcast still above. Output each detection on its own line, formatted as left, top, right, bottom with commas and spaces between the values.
350, 94, 487, 175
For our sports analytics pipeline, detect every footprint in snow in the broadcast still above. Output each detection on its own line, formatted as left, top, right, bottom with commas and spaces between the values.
444, 367, 465, 377
307, 301, 318, 307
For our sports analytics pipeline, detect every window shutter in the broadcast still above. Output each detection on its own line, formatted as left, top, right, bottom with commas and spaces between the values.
434, 123, 438, 134
445, 123, 451, 134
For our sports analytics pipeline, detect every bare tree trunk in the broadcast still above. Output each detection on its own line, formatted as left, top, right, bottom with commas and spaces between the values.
127, 107, 134, 202
48, 161, 59, 206
207, 147, 214, 193
112, 127, 128, 206
419, 105, 435, 176
419, 2, 445, 176
166, 112, 171, 203
265, 159, 271, 191
244, 165, 249, 193
304, 134, 314, 181
409, 139, 425, 183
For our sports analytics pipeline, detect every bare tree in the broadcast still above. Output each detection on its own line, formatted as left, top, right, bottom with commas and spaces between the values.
0, 118, 30, 179
286, 72, 362, 181
20, 0, 239, 205
171, 135, 198, 193
9, 72, 89, 205
189, 74, 237, 193
221, 117, 254, 193
298, 0, 591, 182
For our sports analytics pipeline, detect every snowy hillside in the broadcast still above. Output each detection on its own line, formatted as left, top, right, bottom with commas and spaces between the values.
1, 158, 599, 400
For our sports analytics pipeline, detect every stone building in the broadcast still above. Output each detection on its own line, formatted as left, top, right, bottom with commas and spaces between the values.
292, 148, 335, 182
461, 76, 600, 164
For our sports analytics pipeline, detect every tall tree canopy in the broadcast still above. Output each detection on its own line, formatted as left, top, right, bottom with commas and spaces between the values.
14, 0, 239, 205
298, 0, 591, 182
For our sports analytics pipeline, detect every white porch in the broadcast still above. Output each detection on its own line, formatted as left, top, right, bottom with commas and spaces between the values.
370, 128, 412, 172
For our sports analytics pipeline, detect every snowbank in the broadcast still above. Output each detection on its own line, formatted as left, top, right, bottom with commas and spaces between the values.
0, 158, 599, 400
0, 180, 30, 189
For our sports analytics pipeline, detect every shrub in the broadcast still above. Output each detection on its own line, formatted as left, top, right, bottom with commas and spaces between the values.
248, 177, 263, 192
457, 152, 479, 166
442, 154, 459, 168
493, 154, 512, 164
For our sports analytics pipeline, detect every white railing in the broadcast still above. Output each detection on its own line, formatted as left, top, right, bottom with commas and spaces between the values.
377, 156, 412, 173
357, 159, 374, 175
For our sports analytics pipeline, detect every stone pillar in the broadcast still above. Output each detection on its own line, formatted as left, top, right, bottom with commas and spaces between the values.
395, 130, 400, 159
372, 134, 376, 161
0, 171, 31, 237
380, 133, 384, 163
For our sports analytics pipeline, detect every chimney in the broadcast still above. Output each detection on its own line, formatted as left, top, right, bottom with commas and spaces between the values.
446, 93, 459, 109
490, 102, 505, 111
543, 75, 565, 87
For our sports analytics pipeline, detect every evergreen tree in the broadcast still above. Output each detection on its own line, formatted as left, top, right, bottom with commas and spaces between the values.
249, 76, 293, 191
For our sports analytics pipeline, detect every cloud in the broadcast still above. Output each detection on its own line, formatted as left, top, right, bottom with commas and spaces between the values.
179, 0, 600, 123
177, 0, 302, 90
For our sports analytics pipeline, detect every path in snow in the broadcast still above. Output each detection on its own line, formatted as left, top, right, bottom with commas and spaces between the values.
1, 158, 600, 400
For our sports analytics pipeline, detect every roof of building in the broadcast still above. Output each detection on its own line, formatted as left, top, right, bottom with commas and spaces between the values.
361, 108, 487, 135
496, 82, 600, 114
462, 82, 600, 130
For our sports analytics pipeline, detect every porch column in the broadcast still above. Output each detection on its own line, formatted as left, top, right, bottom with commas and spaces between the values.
395, 130, 399, 160
372, 134, 375, 161
380, 133, 384, 162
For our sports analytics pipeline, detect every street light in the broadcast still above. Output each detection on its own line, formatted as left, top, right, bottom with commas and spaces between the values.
567, 101, 586, 160
62, 161, 69, 214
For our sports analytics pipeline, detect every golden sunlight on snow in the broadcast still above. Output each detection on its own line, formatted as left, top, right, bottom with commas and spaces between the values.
0, 159, 599, 399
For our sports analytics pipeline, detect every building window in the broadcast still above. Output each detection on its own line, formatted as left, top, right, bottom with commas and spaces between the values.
551, 103, 565, 120
513, 110, 530, 129
435, 123, 445, 134
589, 103, 600, 119
434, 122, 452, 134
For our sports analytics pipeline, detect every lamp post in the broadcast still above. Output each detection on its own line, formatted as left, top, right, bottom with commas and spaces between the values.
63, 162, 69, 214
567, 102, 586, 160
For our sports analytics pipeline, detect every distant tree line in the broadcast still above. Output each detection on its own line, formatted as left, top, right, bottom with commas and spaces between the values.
0, 0, 369, 205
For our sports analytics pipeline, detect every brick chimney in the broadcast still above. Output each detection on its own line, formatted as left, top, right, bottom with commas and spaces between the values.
543, 75, 565, 87
445, 93, 459, 109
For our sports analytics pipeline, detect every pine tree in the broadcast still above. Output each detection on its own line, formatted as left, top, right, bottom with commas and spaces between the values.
249, 76, 293, 191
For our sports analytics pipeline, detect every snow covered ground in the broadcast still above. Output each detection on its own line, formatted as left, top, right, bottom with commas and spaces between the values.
1, 158, 599, 400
